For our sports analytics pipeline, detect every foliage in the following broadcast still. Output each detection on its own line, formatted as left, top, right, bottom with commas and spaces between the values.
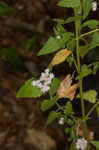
21, 36, 37, 51
17, 0, 99, 149
0, 2, 15, 16
17, 78, 43, 98
0, 48, 25, 71
57, 0, 80, 8
90, 141, 99, 149
38, 32, 73, 55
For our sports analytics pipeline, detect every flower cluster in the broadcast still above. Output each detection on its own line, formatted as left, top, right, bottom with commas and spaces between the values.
92, 1, 97, 11
75, 138, 88, 150
32, 68, 54, 93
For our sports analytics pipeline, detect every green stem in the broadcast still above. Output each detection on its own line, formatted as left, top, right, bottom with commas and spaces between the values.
80, 0, 83, 21
55, 101, 64, 112
80, 28, 99, 39
80, 37, 88, 45
74, 7, 88, 135
74, 8, 80, 72
84, 101, 99, 121
74, 8, 85, 117
72, 54, 78, 72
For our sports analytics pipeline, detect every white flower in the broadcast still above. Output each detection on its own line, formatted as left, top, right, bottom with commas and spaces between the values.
32, 68, 55, 93
75, 138, 88, 150
49, 73, 54, 80
92, 1, 97, 11
45, 68, 49, 73
56, 35, 61, 39
44, 78, 52, 85
37, 82, 42, 88
40, 70, 54, 84
41, 84, 50, 93
32, 80, 41, 86
58, 117, 64, 125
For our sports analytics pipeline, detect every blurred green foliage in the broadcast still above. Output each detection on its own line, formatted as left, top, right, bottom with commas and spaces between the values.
0, 2, 15, 16
0, 48, 25, 71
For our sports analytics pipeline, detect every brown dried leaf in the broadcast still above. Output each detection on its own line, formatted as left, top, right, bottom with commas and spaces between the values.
76, 121, 94, 140
88, 131, 94, 141
50, 49, 72, 66
57, 74, 79, 100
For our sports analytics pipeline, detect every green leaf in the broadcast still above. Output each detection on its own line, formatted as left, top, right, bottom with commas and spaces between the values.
21, 36, 37, 51
67, 119, 74, 126
5, 48, 25, 71
70, 129, 76, 139
17, 78, 43, 98
38, 32, 72, 56
66, 55, 74, 67
57, 0, 80, 8
88, 61, 99, 75
96, 105, 99, 118
79, 45, 90, 58
57, 23, 66, 33
0, 2, 15, 16
91, 141, 99, 149
64, 16, 80, 24
67, 38, 75, 51
76, 64, 92, 80
89, 32, 99, 49
41, 96, 58, 111
82, 20, 99, 29
46, 111, 61, 125
53, 18, 65, 24
83, 90, 97, 103
64, 101, 73, 115
87, 47, 99, 62
53, 25, 66, 38
49, 78, 60, 96
53, 16, 80, 25
82, 0, 92, 20
85, 143, 91, 150
93, 62, 99, 74
70, 142, 77, 150
65, 127, 70, 134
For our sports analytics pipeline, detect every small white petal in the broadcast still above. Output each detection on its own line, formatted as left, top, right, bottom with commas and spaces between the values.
58, 118, 64, 125
41, 85, 50, 93
49, 73, 54, 80
45, 68, 49, 73
32, 80, 41, 87
38, 82, 42, 88
56, 35, 61, 39
35, 80, 41, 85
32, 81, 36, 86
92, 1, 97, 11
44, 80, 51, 85
75, 138, 88, 150
40, 72, 49, 81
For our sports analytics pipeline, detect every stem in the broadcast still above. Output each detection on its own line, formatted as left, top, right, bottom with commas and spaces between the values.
74, 8, 85, 118
80, 0, 83, 21
55, 101, 64, 112
74, 9, 80, 72
72, 54, 78, 72
80, 38, 88, 45
84, 101, 99, 121
74, 7, 88, 135
80, 28, 99, 39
